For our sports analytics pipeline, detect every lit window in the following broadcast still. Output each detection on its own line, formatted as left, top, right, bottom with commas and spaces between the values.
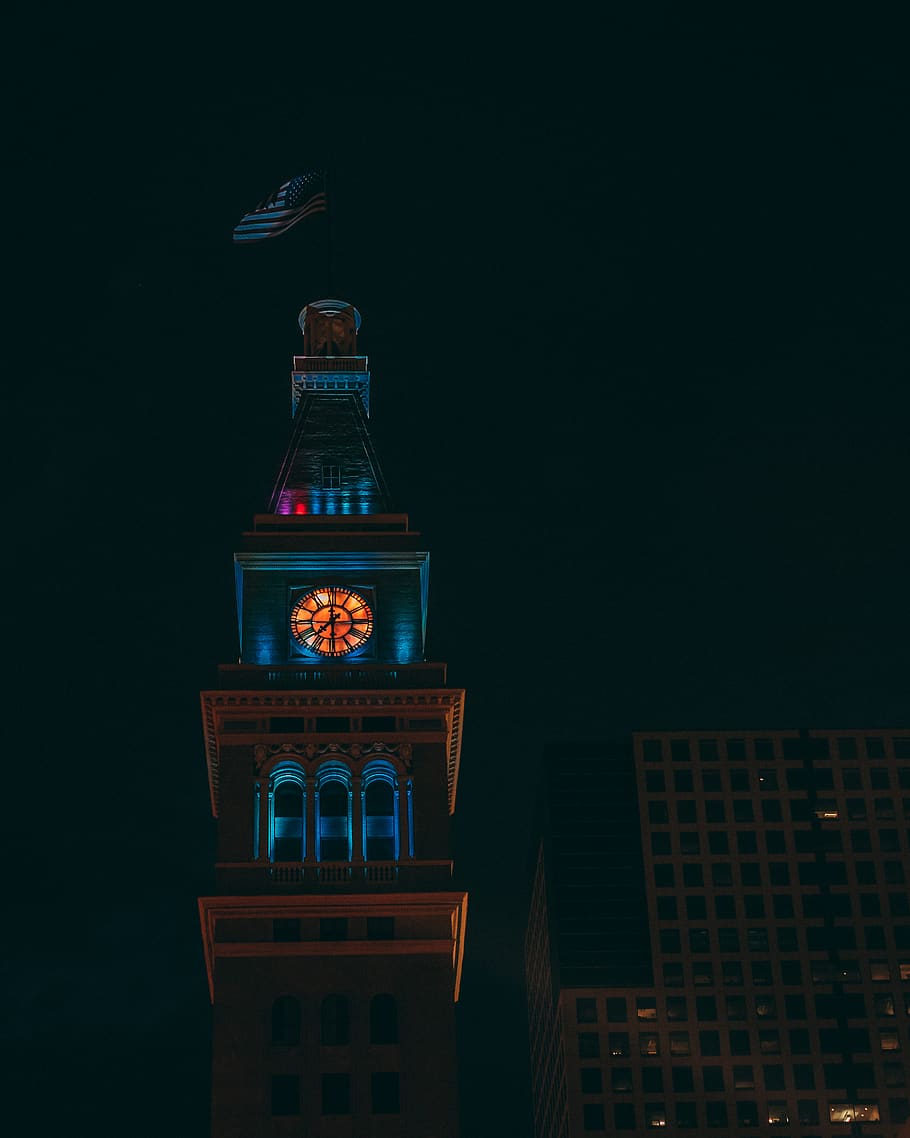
693, 962, 713, 986
767, 1102, 788, 1125
829, 1102, 880, 1123
639, 1032, 659, 1056
637, 997, 657, 1021
881, 1030, 901, 1051
874, 993, 895, 1016
362, 760, 399, 861
269, 763, 305, 862
755, 996, 777, 1018
669, 1031, 690, 1056
759, 1030, 781, 1054
316, 763, 352, 861
644, 1104, 666, 1128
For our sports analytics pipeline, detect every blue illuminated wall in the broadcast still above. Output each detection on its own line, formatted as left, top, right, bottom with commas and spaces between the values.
235, 552, 429, 666
269, 393, 390, 517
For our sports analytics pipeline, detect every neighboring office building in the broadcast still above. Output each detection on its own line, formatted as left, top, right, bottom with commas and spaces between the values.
526, 729, 910, 1138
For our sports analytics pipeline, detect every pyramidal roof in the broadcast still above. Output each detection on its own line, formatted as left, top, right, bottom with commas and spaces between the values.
269, 391, 392, 515
267, 300, 392, 517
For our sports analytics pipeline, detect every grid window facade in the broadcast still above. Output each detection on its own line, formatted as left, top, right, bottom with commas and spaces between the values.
548, 729, 910, 1138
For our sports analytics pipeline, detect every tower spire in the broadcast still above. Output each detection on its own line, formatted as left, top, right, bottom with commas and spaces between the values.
268, 299, 390, 516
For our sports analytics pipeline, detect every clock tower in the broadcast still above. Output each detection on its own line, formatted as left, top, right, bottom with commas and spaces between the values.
198, 299, 467, 1136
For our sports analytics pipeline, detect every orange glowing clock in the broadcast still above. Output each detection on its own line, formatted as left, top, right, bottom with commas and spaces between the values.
290, 587, 374, 656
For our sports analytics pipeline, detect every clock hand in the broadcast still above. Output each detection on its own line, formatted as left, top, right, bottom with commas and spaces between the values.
315, 608, 341, 635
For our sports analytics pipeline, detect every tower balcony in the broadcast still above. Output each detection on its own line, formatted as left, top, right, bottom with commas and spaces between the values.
216, 662, 449, 690
215, 859, 455, 893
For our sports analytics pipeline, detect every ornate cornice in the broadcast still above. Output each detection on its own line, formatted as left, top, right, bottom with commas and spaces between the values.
200, 687, 464, 818
253, 740, 413, 774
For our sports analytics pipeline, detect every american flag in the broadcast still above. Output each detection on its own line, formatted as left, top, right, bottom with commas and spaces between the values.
233, 171, 327, 242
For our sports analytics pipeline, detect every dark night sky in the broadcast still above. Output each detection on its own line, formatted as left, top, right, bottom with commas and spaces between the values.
4, 11, 909, 1136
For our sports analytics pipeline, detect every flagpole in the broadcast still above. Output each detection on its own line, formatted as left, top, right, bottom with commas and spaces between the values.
325, 167, 334, 296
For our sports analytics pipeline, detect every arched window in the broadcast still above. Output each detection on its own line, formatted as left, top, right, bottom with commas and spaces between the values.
362, 760, 398, 861
270, 763, 305, 862
370, 994, 398, 1044
271, 995, 301, 1046
321, 994, 349, 1045
316, 763, 352, 862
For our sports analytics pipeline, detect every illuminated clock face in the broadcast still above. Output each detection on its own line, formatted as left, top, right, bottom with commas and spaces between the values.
290, 587, 374, 656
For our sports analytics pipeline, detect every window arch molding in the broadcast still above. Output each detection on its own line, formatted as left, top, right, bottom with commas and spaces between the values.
361, 759, 400, 862
315, 761, 353, 862
268, 761, 306, 863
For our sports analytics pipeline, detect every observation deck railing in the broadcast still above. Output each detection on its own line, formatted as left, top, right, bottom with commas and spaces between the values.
215, 859, 454, 892
216, 662, 448, 690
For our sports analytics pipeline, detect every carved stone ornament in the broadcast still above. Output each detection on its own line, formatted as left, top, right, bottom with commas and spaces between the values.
253, 740, 413, 774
